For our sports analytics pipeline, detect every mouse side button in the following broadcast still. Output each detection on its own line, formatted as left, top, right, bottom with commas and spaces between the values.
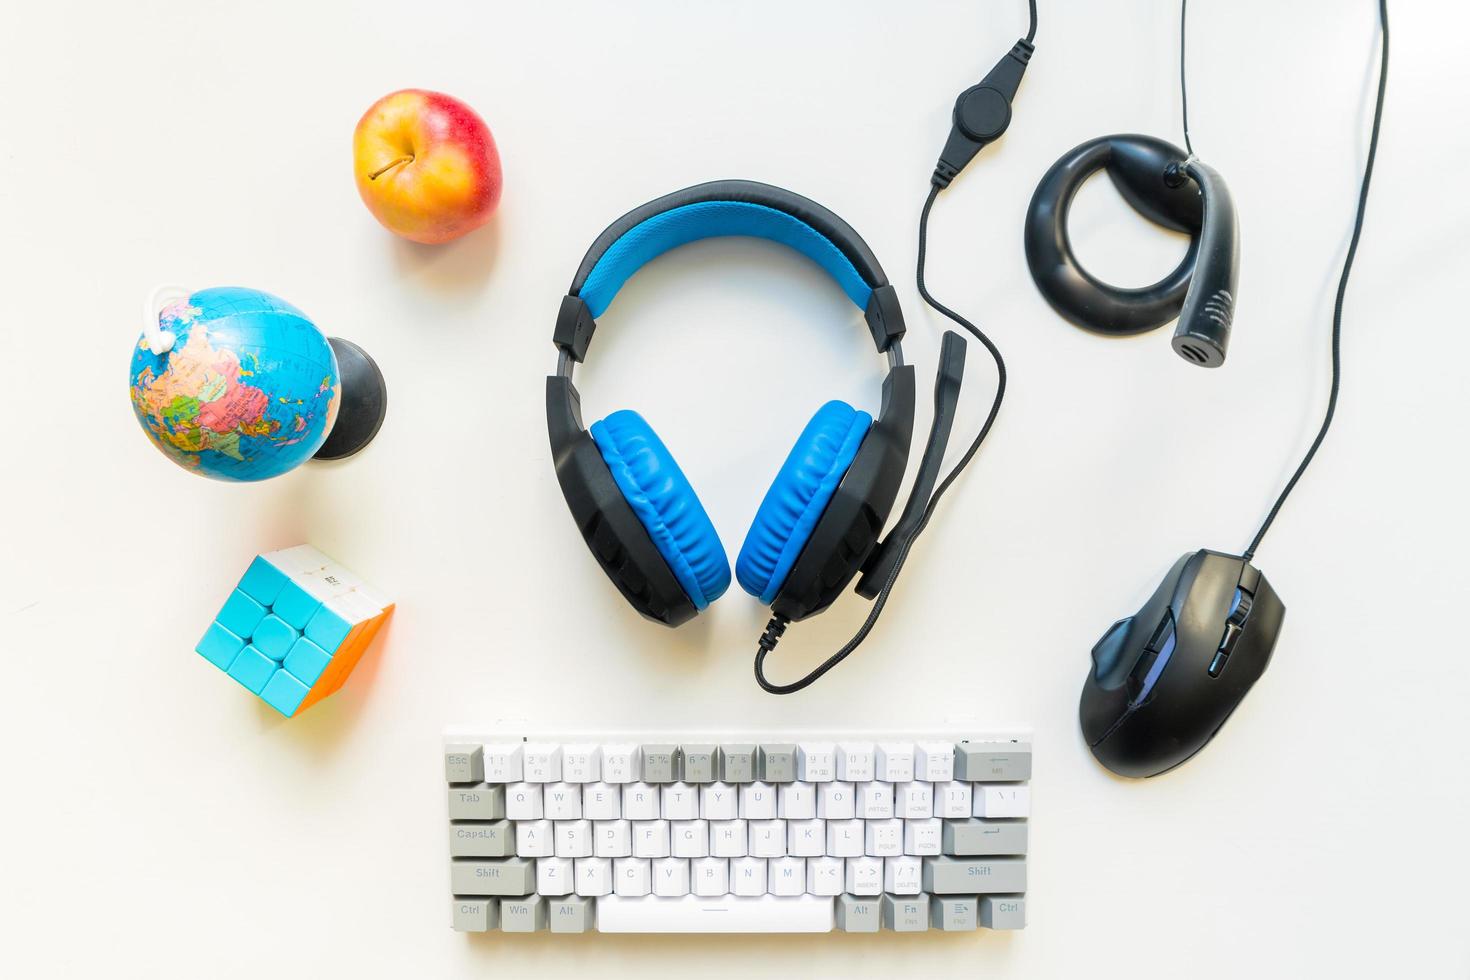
1090, 617, 1135, 687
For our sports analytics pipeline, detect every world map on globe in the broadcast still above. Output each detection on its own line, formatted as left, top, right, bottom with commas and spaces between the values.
129, 287, 341, 482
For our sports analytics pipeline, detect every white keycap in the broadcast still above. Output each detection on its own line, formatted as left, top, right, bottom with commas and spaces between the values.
710, 819, 749, 857
857, 781, 894, 819
916, 741, 955, 782
574, 857, 612, 897
807, 855, 845, 896
517, 819, 553, 857
731, 857, 768, 896
584, 782, 621, 821
884, 855, 922, 895
845, 855, 883, 895
505, 782, 543, 821
597, 894, 833, 933
778, 782, 815, 820
767, 857, 806, 896
897, 781, 933, 819
974, 784, 1031, 818
544, 782, 582, 821
622, 783, 659, 821
837, 742, 876, 782
602, 743, 641, 784
738, 782, 776, 819
691, 857, 729, 897
796, 743, 836, 782
632, 820, 670, 858
652, 857, 690, 897
671, 820, 709, 858
786, 819, 824, 857
522, 743, 562, 783
937, 780, 973, 818
826, 819, 865, 857
699, 782, 738, 820
661, 783, 698, 820
903, 817, 942, 856
594, 819, 631, 858
865, 818, 903, 857
482, 742, 523, 783
554, 819, 592, 858
613, 857, 651, 897
749, 819, 787, 858
561, 744, 601, 783
817, 781, 855, 819
537, 856, 573, 896
877, 742, 915, 782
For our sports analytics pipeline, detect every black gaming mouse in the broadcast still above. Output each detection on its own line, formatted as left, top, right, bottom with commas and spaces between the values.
1079, 549, 1286, 777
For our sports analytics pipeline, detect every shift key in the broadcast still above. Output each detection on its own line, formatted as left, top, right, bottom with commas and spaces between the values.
923, 856, 1027, 894
450, 857, 534, 896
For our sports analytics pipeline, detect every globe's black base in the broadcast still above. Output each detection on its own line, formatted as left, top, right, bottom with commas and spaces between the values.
315, 337, 387, 461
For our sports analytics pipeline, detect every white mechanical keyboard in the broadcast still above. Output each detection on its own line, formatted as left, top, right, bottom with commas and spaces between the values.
443, 731, 1030, 934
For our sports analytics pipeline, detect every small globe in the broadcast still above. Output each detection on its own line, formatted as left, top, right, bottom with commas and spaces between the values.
129, 287, 342, 482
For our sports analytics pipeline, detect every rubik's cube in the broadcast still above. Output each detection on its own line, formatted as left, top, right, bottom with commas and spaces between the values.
194, 545, 393, 717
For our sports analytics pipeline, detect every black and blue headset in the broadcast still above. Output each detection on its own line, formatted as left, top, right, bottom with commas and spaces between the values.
547, 180, 931, 631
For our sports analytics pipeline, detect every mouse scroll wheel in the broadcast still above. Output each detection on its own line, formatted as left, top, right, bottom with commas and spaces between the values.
1228, 589, 1254, 626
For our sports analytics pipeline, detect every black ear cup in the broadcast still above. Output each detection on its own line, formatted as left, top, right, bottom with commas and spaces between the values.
767, 367, 916, 622
547, 378, 699, 627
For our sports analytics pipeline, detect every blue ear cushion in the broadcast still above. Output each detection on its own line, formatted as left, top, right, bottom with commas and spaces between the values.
736, 401, 872, 604
590, 411, 731, 609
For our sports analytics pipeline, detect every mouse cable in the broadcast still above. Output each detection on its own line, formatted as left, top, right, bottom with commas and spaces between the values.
754, 0, 1036, 695
1179, 0, 1195, 156
1241, 0, 1388, 562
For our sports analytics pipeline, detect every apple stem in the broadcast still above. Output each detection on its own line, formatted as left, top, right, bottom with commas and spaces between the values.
368, 155, 414, 180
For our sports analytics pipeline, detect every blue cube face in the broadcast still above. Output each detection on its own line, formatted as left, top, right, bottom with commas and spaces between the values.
198, 548, 388, 720
217, 590, 267, 639
260, 669, 310, 717
305, 605, 351, 652
283, 636, 332, 687
270, 579, 322, 630
227, 646, 278, 695
196, 622, 246, 670
251, 614, 299, 661
237, 556, 288, 607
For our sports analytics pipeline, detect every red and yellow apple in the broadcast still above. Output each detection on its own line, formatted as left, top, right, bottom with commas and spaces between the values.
353, 89, 502, 244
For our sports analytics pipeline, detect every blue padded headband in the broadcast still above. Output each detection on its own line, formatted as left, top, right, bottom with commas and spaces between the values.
576, 200, 874, 318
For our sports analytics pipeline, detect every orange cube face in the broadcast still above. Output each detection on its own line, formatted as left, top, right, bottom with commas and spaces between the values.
194, 546, 393, 717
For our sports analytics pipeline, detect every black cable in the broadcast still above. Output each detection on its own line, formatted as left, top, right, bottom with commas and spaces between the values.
1242, 0, 1388, 561
753, 1, 1032, 694
754, 183, 1011, 695
1179, 0, 1194, 155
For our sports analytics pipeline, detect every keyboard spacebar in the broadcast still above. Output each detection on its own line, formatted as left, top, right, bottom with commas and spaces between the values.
598, 895, 834, 933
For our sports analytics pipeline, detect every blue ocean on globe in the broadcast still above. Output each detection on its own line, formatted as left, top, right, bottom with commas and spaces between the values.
128, 286, 341, 482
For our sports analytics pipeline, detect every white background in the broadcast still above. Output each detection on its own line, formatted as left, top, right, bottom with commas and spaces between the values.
3, 0, 1467, 975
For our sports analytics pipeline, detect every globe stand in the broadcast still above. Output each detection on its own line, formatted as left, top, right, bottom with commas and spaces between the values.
314, 337, 387, 461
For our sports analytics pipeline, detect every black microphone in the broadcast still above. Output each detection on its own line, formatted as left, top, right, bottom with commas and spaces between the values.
1167, 158, 1238, 367
855, 330, 967, 598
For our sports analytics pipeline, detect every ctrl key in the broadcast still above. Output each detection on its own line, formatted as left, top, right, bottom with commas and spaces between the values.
452, 898, 498, 932
980, 895, 1026, 930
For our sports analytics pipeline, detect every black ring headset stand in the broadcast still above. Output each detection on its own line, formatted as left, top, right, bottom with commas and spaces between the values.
1024, 134, 1238, 367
